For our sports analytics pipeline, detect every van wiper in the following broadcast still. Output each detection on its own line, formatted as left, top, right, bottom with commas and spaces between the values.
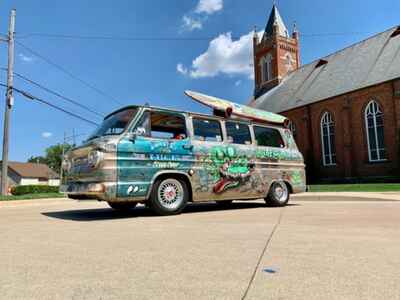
87, 135, 101, 141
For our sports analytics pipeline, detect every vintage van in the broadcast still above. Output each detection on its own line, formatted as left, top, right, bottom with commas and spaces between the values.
60, 91, 306, 215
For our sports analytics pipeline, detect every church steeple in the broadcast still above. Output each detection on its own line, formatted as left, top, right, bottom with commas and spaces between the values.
263, 4, 289, 39
253, 4, 301, 98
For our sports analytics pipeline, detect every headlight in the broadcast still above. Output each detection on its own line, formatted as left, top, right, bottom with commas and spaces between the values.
88, 150, 103, 168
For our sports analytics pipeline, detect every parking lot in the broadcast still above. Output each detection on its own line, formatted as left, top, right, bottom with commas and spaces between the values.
1, 197, 399, 299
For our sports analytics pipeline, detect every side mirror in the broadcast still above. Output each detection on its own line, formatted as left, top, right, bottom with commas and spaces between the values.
134, 127, 147, 136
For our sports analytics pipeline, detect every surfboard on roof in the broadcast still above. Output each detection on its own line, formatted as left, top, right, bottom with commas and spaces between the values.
184, 90, 287, 125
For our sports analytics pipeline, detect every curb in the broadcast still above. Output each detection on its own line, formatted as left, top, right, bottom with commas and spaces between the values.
293, 192, 400, 202
0, 197, 70, 207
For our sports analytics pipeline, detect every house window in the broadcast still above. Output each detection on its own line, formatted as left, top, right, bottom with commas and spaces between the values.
320, 111, 336, 166
260, 54, 273, 83
365, 100, 386, 162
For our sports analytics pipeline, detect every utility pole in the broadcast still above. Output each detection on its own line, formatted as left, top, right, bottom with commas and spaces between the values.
60, 131, 66, 182
1, 9, 16, 196
72, 128, 76, 146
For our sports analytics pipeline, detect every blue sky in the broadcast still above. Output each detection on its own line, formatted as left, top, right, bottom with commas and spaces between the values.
0, 0, 399, 161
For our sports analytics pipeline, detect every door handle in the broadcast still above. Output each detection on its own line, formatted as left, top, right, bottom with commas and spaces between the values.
182, 144, 194, 151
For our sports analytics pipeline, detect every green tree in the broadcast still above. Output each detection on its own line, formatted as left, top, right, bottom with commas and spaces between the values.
27, 143, 73, 174
27, 156, 47, 164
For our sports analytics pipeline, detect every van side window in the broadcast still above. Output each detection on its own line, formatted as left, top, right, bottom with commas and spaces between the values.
226, 121, 252, 145
193, 118, 223, 142
254, 126, 285, 148
134, 111, 187, 140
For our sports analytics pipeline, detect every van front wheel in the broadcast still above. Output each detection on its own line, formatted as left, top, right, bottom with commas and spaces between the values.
150, 178, 188, 216
265, 181, 290, 207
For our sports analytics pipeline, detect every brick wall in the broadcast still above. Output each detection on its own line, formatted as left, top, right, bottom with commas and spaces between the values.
254, 34, 300, 97
282, 80, 400, 182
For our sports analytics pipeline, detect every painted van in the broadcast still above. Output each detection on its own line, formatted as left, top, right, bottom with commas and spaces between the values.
60, 91, 306, 215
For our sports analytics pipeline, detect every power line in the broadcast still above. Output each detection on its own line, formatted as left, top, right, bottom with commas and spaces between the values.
301, 31, 369, 37
0, 68, 105, 118
15, 40, 124, 106
0, 83, 99, 126
14, 31, 372, 41
65, 132, 89, 141
16, 33, 218, 41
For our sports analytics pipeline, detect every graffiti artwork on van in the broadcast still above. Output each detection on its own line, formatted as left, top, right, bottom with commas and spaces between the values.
196, 146, 259, 194
282, 170, 304, 186
194, 144, 304, 194
256, 148, 302, 161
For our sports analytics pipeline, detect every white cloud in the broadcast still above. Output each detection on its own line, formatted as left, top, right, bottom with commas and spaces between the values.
181, 31, 256, 79
177, 63, 188, 75
235, 80, 242, 86
182, 15, 203, 31
18, 53, 34, 63
41, 132, 52, 138
195, 0, 223, 15
181, 0, 223, 31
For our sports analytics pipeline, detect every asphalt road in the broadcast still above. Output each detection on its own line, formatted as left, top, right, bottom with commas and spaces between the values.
0, 198, 399, 300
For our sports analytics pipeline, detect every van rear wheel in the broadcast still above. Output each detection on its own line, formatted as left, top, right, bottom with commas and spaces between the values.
265, 181, 290, 207
108, 201, 137, 211
149, 178, 188, 216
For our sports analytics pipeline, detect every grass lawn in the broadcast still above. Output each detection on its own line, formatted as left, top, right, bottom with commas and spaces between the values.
308, 183, 400, 192
0, 193, 65, 201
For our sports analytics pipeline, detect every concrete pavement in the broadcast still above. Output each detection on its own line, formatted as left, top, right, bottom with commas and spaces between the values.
0, 197, 399, 299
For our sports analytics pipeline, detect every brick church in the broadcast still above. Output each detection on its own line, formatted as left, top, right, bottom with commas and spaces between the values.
250, 4, 400, 183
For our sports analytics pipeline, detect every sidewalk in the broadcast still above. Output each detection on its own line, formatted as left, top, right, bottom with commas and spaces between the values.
293, 192, 400, 202
0, 197, 71, 208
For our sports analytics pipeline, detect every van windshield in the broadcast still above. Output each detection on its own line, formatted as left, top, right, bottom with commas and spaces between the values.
87, 108, 138, 140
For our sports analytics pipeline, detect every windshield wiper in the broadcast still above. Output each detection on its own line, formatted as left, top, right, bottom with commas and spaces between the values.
87, 135, 101, 141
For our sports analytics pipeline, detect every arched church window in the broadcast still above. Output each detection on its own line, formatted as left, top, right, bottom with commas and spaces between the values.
260, 54, 273, 83
285, 54, 293, 72
320, 111, 336, 166
365, 100, 386, 162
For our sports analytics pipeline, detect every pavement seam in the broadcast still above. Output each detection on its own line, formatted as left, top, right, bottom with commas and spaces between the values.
241, 206, 285, 300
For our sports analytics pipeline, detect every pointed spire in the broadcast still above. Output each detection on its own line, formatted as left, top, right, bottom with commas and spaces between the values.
292, 21, 299, 39
253, 26, 259, 39
263, 4, 289, 39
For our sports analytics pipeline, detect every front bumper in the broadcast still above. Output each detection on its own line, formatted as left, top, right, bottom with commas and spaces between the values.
60, 182, 116, 201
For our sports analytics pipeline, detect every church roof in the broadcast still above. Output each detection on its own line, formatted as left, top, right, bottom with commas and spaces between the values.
263, 4, 289, 39
253, 26, 400, 113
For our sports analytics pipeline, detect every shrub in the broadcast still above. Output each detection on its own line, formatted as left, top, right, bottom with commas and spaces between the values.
11, 185, 60, 196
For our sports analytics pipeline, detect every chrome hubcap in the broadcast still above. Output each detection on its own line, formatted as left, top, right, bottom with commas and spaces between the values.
158, 179, 184, 210
273, 182, 288, 202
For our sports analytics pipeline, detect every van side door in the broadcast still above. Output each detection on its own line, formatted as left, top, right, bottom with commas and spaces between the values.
190, 117, 227, 201
221, 120, 260, 198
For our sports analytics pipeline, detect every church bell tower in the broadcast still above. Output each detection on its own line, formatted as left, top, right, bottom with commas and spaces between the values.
253, 4, 300, 98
